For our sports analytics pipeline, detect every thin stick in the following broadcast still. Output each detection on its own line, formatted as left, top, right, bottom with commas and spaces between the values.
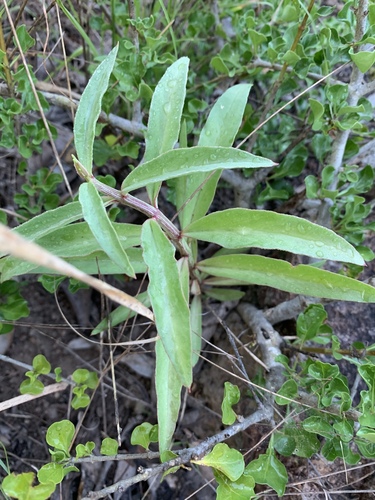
0, 383, 69, 412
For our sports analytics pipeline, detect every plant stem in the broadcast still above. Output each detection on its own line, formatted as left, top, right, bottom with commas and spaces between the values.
91, 178, 191, 257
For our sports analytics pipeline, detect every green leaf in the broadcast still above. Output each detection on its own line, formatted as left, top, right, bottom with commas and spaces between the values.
273, 433, 296, 457
175, 84, 252, 228
183, 208, 364, 265
71, 393, 90, 409
210, 55, 230, 74
357, 427, 375, 443
282, 49, 300, 65
359, 364, 375, 391
72, 368, 98, 388
305, 175, 319, 198
204, 288, 245, 301
73, 45, 118, 174
355, 438, 375, 458
214, 469, 255, 500
122, 147, 275, 193
32, 355, 51, 375
309, 98, 325, 131
35, 222, 141, 258
75, 442, 95, 458
131, 422, 158, 450
282, 424, 320, 458
192, 443, 244, 481
0, 202, 84, 259
10, 248, 145, 280
141, 219, 192, 386
79, 182, 135, 277
19, 378, 44, 396
275, 380, 298, 406
16, 26, 35, 52
0, 246, 145, 282
177, 257, 190, 302
297, 304, 328, 342
302, 416, 335, 439
221, 382, 240, 425
333, 420, 354, 442
190, 294, 202, 367
308, 360, 339, 380
144, 57, 189, 204
2, 473, 56, 500
349, 48, 375, 73
155, 340, 183, 456
37, 463, 65, 486
54, 367, 62, 382
92, 291, 150, 334
100, 437, 118, 456
245, 451, 287, 496
197, 254, 375, 302
321, 436, 356, 462
46, 420, 75, 456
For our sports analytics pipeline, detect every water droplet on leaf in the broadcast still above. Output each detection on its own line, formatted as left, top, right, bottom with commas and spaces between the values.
163, 102, 171, 114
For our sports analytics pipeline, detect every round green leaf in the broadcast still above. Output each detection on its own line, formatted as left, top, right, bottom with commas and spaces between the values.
32, 355, 51, 375
19, 378, 44, 396
2, 472, 56, 500
192, 443, 244, 481
245, 452, 287, 496
131, 422, 158, 450
349, 48, 375, 73
214, 469, 255, 500
46, 420, 75, 455
37, 463, 64, 486
100, 437, 119, 456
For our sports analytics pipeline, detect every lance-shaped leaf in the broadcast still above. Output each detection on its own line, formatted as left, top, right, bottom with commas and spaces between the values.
79, 182, 135, 278
141, 219, 192, 387
144, 57, 189, 205
74, 45, 118, 174
183, 208, 364, 265
197, 254, 375, 302
122, 147, 275, 193
176, 84, 252, 228
190, 294, 202, 367
0, 202, 84, 258
0, 223, 153, 320
1, 222, 140, 272
92, 291, 150, 335
38, 222, 141, 256
1, 248, 145, 282
155, 340, 183, 457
